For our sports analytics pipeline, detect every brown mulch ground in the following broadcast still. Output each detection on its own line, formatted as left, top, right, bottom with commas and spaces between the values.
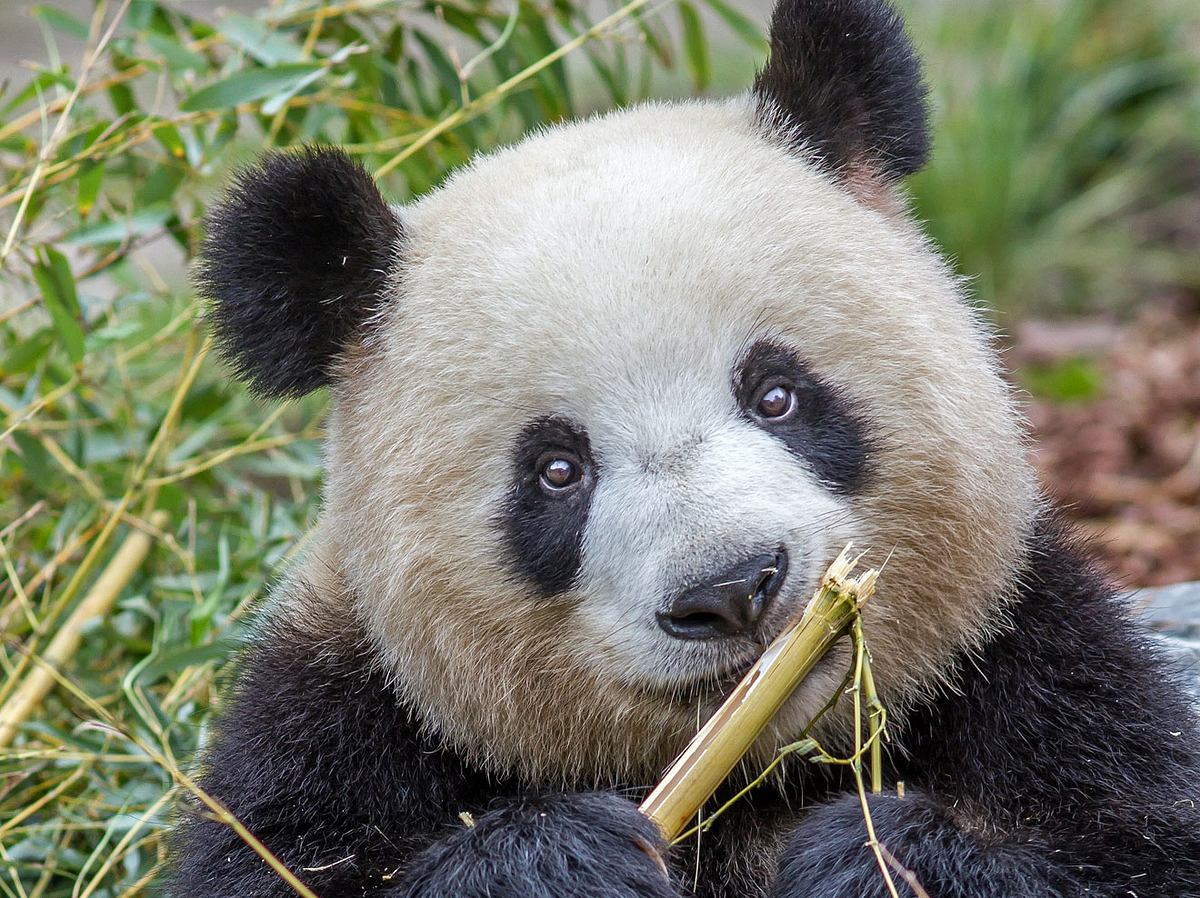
1012, 299, 1200, 588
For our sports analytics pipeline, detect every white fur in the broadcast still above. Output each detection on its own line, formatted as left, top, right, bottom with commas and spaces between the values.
299, 96, 1036, 785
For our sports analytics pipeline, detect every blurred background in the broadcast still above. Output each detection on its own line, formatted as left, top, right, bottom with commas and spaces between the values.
0, 1, 1197, 895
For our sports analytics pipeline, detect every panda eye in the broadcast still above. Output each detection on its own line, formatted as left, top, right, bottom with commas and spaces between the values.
755, 382, 797, 421
537, 453, 583, 494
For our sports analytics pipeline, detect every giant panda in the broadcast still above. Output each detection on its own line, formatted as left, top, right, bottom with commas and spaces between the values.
167, 1, 1200, 896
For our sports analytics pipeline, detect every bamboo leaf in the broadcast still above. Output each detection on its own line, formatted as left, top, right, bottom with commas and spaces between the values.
32, 246, 84, 363
216, 13, 305, 66
135, 164, 185, 207
143, 31, 207, 72
181, 63, 324, 111
32, 4, 90, 40
76, 162, 103, 216
64, 205, 173, 246
632, 8, 673, 67
260, 66, 329, 115
678, 3, 710, 93
12, 433, 54, 484
3, 68, 74, 114
412, 29, 465, 105
154, 122, 187, 159
128, 637, 242, 685
701, 0, 768, 53
3, 328, 54, 373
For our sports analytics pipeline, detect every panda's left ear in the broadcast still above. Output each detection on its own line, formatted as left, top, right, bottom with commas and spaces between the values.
753, 0, 930, 186
196, 147, 402, 399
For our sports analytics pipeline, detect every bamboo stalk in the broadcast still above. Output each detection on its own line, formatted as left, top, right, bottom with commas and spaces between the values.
639, 545, 878, 841
0, 511, 167, 748
860, 622, 884, 795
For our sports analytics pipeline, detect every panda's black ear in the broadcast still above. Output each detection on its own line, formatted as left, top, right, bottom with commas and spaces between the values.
753, 0, 930, 183
196, 147, 402, 399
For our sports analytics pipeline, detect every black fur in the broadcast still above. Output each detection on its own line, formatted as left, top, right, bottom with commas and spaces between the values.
500, 416, 598, 597
399, 793, 679, 898
163, 602, 676, 898
197, 147, 402, 398
165, 515, 1200, 898
163, 605, 503, 897
753, 0, 930, 181
774, 791, 1062, 898
736, 340, 871, 494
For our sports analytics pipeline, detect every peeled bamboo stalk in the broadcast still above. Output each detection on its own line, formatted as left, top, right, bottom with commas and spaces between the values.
639, 545, 878, 841
0, 511, 167, 748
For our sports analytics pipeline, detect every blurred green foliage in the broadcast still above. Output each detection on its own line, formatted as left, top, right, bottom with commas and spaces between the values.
0, 0, 1196, 895
907, 0, 1200, 316
1020, 356, 1106, 403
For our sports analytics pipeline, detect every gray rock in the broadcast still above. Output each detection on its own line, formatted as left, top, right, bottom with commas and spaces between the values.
1132, 581, 1200, 697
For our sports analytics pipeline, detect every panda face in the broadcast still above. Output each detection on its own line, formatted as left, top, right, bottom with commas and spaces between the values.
198, 1, 1037, 785
500, 336, 861, 698
311, 99, 1036, 782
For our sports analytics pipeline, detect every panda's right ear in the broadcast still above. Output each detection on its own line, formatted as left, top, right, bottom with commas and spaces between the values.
196, 147, 402, 399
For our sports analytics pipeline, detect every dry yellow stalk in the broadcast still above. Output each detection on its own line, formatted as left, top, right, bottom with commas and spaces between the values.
639, 545, 878, 841
0, 511, 168, 747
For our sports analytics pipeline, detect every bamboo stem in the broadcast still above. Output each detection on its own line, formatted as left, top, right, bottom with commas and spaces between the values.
639, 546, 878, 840
849, 616, 901, 898
0, 511, 167, 747
859, 620, 884, 794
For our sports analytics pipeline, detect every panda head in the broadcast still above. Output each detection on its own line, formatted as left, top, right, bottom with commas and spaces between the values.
200, 0, 1036, 783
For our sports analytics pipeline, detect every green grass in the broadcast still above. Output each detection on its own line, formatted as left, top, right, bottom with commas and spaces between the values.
1, 1, 1197, 895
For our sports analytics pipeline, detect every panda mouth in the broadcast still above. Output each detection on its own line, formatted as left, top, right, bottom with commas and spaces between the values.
658, 651, 763, 704
655, 584, 810, 703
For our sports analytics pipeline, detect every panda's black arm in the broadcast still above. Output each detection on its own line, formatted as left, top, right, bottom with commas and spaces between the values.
774, 516, 1200, 898
164, 610, 679, 898
162, 610, 485, 897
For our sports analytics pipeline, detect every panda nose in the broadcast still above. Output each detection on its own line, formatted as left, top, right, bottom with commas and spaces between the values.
657, 549, 788, 640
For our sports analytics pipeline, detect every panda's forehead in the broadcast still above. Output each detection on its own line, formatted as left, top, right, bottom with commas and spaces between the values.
382, 96, 987, 473
405, 101, 862, 290
394, 100, 903, 413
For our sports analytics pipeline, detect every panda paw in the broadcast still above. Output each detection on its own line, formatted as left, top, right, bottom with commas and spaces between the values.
773, 790, 1069, 898
771, 792, 945, 898
396, 792, 680, 898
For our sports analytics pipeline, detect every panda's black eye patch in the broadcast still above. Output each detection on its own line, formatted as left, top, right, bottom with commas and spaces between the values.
501, 417, 597, 597
736, 340, 871, 494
